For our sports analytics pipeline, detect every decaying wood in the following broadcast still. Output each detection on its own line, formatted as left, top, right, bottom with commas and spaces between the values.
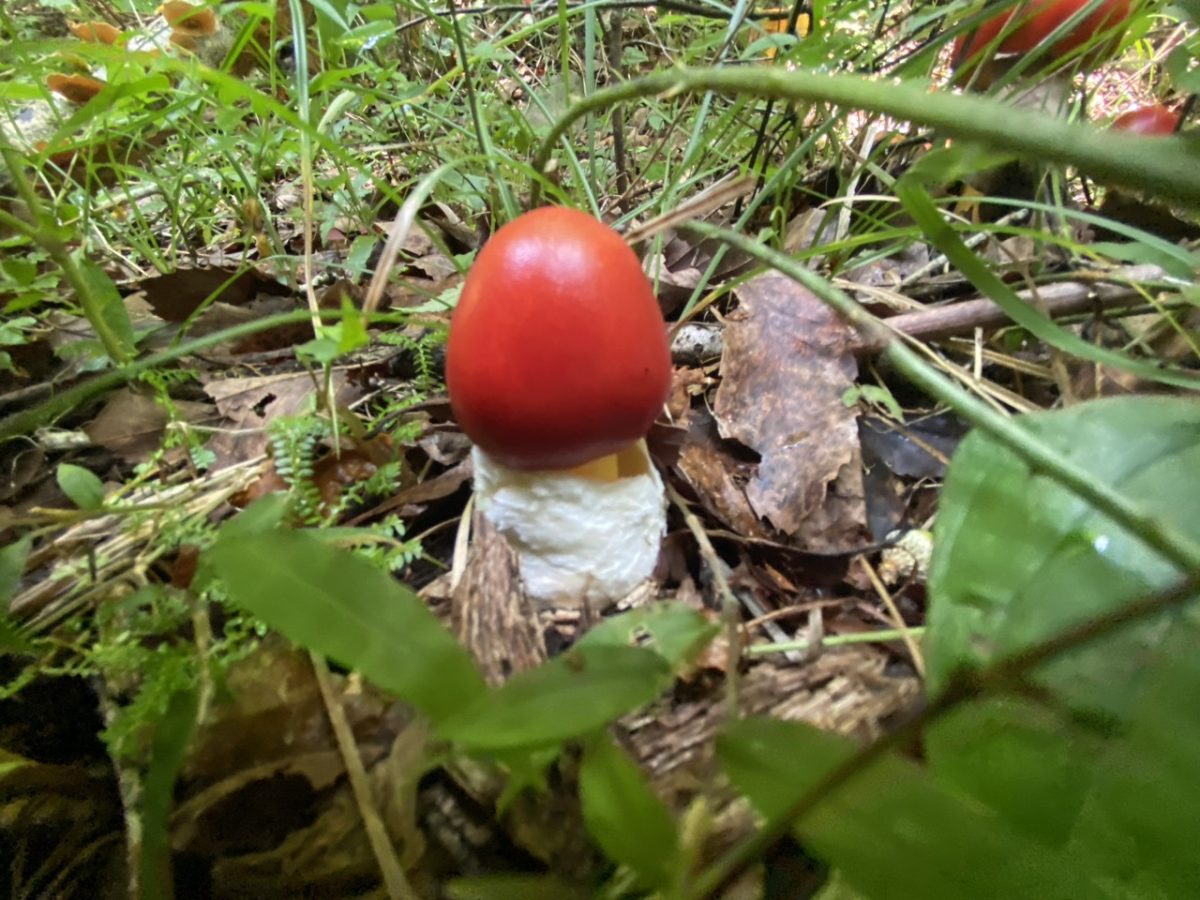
852, 263, 1169, 352
622, 648, 918, 844
669, 264, 1171, 363
451, 513, 547, 685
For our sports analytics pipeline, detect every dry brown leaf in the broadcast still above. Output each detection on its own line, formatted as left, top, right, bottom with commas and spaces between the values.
134, 265, 291, 323
713, 271, 867, 547
83, 386, 214, 462
675, 407, 767, 539
202, 371, 363, 467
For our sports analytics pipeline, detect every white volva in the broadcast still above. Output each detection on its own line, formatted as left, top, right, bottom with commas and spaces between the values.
470, 441, 666, 605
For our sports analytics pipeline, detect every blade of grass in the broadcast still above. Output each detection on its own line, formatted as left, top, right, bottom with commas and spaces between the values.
894, 179, 1200, 391
531, 66, 1200, 207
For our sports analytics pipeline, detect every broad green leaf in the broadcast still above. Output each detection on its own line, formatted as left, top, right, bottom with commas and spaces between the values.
903, 141, 1019, 187
926, 396, 1200, 719
437, 645, 671, 751
75, 255, 135, 361
0, 616, 32, 656
575, 602, 718, 669
208, 528, 486, 723
56, 463, 105, 510
140, 687, 197, 900
718, 717, 1100, 900
926, 698, 1102, 847
213, 493, 291, 541
896, 181, 1200, 391
1069, 622, 1200, 897
579, 735, 680, 891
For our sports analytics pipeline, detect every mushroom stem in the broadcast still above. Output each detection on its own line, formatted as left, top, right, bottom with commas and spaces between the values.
471, 440, 666, 606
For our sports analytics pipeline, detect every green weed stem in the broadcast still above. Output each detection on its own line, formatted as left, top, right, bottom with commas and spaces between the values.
531, 67, 1200, 207
0, 149, 132, 365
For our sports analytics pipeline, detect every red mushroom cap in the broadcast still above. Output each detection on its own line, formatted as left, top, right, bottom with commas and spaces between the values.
1112, 103, 1180, 136
953, 0, 1133, 81
446, 207, 672, 472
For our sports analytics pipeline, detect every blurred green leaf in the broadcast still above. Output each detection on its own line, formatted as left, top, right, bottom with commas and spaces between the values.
0, 535, 33, 655
575, 601, 718, 669
0, 534, 31, 610
214, 494, 291, 542
926, 396, 1200, 719
140, 687, 197, 900
1069, 621, 1200, 897
208, 528, 486, 723
718, 717, 1096, 900
56, 462, 105, 510
1165, 43, 1200, 92
445, 874, 588, 900
437, 645, 671, 751
0, 615, 32, 657
903, 141, 1018, 187
579, 734, 679, 890
926, 698, 1102, 847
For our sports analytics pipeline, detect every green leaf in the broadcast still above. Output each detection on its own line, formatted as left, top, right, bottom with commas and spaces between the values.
718, 717, 1097, 900
56, 463, 105, 510
575, 601, 719, 669
334, 295, 369, 352
140, 687, 198, 900
0, 536, 33, 655
925, 396, 1200, 719
903, 141, 1019, 187
0, 617, 32, 656
0, 534, 31, 610
437, 645, 671, 751
214, 493, 291, 541
579, 735, 680, 890
926, 698, 1101, 847
1069, 621, 1200, 897
895, 181, 1200, 392
445, 874, 588, 900
207, 528, 486, 723
75, 254, 135, 361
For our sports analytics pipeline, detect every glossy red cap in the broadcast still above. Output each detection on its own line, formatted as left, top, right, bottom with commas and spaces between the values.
446, 207, 672, 471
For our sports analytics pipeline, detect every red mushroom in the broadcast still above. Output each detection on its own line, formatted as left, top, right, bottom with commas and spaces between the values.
1112, 103, 1180, 136
447, 206, 673, 602
953, 0, 1135, 89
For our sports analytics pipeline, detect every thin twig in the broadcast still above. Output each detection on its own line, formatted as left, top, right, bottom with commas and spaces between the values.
745, 626, 928, 656
310, 652, 415, 900
860, 556, 925, 677
666, 482, 743, 718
